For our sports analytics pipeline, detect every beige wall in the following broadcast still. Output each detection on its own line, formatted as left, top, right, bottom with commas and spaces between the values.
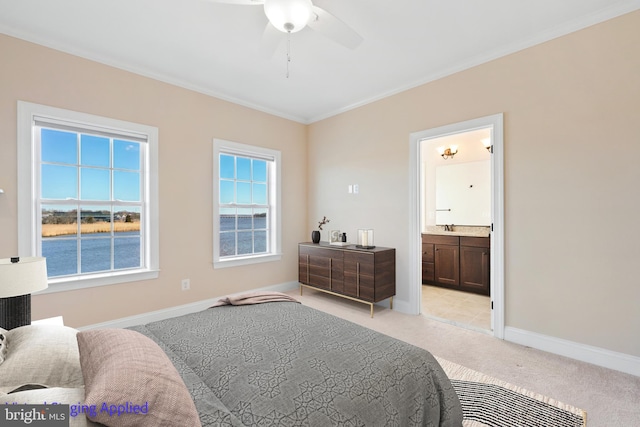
1, 10, 639, 358
0, 35, 307, 328
308, 11, 640, 357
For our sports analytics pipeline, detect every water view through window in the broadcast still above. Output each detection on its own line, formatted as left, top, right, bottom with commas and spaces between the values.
40, 128, 143, 277
219, 153, 269, 257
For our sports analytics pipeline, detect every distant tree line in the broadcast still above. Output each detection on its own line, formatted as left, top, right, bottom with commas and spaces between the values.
42, 210, 140, 224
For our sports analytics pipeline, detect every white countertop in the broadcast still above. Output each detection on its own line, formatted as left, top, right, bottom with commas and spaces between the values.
423, 231, 490, 238
423, 226, 490, 238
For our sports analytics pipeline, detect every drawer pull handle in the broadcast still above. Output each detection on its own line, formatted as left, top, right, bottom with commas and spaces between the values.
356, 262, 360, 298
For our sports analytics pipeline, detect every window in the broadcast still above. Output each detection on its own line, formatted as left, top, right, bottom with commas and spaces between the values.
213, 139, 281, 268
18, 101, 159, 291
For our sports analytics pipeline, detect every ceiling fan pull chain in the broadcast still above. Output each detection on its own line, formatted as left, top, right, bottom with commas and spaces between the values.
286, 30, 291, 79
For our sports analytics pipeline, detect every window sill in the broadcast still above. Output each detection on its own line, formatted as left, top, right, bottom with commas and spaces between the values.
36, 269, 159, 294
214, 253, 282, 269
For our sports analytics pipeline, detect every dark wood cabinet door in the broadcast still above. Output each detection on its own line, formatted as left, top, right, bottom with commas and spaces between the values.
460, 245, 490, 295
434, 244, 459, 286
343, 250, 395, 302
422, 262, 435, 283
421, 242, 435, 283
344, 251, 372, 299
422, 242, 434, 262
299, 246, 343, 292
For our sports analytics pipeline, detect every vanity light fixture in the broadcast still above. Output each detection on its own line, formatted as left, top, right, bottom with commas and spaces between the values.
437, 145, 458, 160
481, 138, 491, 152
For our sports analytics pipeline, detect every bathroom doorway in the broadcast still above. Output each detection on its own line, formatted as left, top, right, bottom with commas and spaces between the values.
421, 128, 492, 333
409, 114, 504, 338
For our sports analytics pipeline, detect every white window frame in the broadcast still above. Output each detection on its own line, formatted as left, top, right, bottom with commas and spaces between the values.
17, 101, 159, 293
213, 139, 282, 268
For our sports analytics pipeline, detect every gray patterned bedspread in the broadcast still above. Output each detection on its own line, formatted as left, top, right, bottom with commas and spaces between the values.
128, 302, 462, 426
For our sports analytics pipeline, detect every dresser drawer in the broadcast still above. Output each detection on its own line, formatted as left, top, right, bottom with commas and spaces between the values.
422, 243, 434, 262
422, 262, 434, 282
460, 236, 490, 248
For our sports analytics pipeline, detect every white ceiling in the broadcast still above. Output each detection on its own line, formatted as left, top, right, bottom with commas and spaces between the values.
1, 0, 639, 124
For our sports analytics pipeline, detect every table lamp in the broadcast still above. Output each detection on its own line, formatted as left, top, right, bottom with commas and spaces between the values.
0, 257, 48, 330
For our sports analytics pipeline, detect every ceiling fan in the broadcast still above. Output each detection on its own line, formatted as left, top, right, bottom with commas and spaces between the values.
208, 0, 363, 51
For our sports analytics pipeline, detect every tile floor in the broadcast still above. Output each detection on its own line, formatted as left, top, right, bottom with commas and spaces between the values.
421, 285, 492, 333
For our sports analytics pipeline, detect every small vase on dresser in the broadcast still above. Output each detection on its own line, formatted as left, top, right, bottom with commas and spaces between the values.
311, 230, 321, 243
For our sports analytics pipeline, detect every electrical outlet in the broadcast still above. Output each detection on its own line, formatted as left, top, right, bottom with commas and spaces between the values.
353, 184, 359, 194
181, 279, 190, 291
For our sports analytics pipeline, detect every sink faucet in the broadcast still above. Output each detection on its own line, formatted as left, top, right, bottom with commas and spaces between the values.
444, 224, 455, 232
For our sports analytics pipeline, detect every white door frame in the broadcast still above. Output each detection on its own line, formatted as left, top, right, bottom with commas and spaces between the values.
408, 113, 505, 338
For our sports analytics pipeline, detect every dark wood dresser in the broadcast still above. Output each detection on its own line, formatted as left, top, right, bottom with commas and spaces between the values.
298, 242, 395, 317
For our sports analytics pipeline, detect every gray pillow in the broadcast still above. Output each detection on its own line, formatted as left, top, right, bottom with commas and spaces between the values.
0, 324, 84, 393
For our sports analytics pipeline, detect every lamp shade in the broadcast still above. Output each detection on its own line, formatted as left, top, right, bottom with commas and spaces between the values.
0, 257, 48, 298
264, 0, 313, 33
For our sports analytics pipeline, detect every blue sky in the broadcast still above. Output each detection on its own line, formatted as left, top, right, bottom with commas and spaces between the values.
219, 154, 267, 208
40, 128, 141, 202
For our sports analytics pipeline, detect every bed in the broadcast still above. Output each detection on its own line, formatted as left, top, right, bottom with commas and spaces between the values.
0, 296, 462, 426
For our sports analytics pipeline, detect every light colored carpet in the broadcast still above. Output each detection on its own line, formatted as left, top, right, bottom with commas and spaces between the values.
286, 288, 640, 427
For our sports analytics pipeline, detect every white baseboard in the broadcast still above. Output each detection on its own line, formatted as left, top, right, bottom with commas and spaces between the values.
504, 326, 640, 377
390, 298, 412, 314
78, 281, 300, 331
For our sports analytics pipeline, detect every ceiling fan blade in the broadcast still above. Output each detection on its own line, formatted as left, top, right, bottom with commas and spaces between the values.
307, 5, 363, 49
260, 22, 284, 59
206, 0, 263, 5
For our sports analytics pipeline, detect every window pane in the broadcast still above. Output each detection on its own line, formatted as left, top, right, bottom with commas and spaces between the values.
220, 232, 236, 257
115, 237, 140, 269
80, 206, 111, 235
114, 171, 140, 201
114, 140, 140, 171
26, 104, 156, 286
220, 180, 234, 204
41, 129, 77, 164
42, 205, 77, 238
220, 154, 235, 179
253, 183, 267, 204
254, 230, 267, 253
237, 157, 251, 181
237, 182, 251, 204
81, 238, 111, 273
41, 164, 77, 199
237, 231, 252, 255
43, 238, 77, 277
81, 168, 110, 200
81, 135, 110, 167
254, 209, 267, 230
253, 160, 267, 182
220, 208, 236, 231
115, 208, 140, 236
238, 208, 252, 230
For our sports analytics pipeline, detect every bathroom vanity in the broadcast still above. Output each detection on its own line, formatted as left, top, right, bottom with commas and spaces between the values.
422, 233, 490, 295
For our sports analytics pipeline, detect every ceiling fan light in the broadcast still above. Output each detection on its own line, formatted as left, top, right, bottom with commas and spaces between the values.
264, 0, 313, 33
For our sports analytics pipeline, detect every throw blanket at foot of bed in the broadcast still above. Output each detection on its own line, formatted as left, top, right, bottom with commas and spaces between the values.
209, 291, 300, 307
129, 302, 462, 427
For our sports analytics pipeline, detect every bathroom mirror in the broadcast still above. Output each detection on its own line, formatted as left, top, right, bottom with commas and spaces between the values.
435, 160, 490, 226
